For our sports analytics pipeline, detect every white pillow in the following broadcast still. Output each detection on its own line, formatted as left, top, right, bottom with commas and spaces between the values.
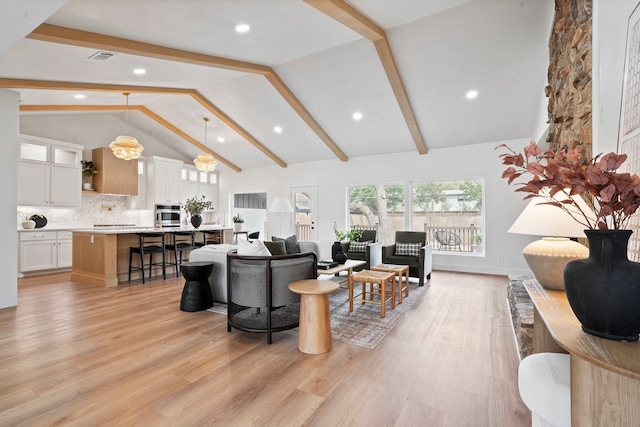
237, 239, 271, 256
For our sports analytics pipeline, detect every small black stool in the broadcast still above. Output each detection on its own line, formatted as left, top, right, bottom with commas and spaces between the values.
180, 262, 214, 312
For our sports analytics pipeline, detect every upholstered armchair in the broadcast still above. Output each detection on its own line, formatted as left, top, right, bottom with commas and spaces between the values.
382, 231, 433, 286
341, 229, 381, 271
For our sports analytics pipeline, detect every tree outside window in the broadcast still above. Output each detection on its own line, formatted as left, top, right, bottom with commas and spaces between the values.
348, 184, 404, 244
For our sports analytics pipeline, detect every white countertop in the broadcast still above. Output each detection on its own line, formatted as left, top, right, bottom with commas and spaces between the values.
18, 225, 231, 234
70, 225, 232, 234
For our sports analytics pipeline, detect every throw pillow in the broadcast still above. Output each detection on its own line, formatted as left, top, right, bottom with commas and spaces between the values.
395, 242, 421, 257
264, 240, 287, 256
237, 239, 271, 256
271, 235, 300, 254
348, 240, 372, 253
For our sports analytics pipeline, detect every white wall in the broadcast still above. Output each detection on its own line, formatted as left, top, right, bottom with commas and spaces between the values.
0, 89, 19, 308
593, 0, 640, 154
219, 139, 538, 276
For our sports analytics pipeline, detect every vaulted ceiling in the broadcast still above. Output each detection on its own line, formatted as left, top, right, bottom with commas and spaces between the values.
0, 0, 554, 173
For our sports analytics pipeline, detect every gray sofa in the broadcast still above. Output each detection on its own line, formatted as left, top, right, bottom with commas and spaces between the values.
188, 240, 320, 303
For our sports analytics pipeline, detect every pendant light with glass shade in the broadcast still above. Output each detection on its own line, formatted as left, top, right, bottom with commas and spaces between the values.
193, 117, 218, 172
109, 92, 144, 160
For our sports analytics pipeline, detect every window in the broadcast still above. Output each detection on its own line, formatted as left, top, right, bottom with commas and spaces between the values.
348, 184, 405, 244
412, 179, 484, 253
347, 180, 484, 252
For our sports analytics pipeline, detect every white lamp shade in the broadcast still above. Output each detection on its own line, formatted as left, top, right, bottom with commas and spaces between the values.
509, 190, 593, 290
269, 197, 293, 213
508, 192, 596, 238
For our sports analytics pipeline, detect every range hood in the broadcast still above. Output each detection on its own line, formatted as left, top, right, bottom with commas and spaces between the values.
91, 147, 138, 196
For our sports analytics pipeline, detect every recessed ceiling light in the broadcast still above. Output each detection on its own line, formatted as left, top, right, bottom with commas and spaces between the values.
217, 137, 225, 143
274, 126, 283, 134
352, 111, 363, 121
235, 24, 250, 33
133, 68, 146, 75
466, 90, 478, 99
74, 94, 85, 99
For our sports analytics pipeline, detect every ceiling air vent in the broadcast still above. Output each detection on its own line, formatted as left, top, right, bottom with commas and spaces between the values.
88, 51, 116, 61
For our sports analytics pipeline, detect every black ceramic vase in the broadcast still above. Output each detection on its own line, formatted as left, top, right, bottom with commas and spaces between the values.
564, 230, 640, 341
331, 241, 342, 260
190, 214, 202, 229
331, 241, 347, 264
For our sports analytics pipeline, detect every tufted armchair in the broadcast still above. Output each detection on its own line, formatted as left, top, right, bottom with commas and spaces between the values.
382, 231, 432, 286
341, 229, 382, 271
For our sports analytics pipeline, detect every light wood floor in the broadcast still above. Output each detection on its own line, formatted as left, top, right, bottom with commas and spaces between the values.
0, 271, 530, 426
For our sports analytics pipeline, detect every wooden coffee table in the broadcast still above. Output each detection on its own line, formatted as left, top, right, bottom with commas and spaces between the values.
348, 269, 396, 318
371, 263, 410, 304
317, 259, 366, 286
288, 279, 340, 354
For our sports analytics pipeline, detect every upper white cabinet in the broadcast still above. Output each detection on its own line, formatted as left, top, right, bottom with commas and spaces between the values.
17, 135, 82, 207
146, 156, 183, 206
180, 165, 218, 208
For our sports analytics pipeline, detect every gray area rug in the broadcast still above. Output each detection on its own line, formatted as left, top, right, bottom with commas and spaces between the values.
208, 277, 427, 349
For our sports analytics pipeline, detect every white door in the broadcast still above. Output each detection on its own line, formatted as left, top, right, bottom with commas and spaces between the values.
291, 186, 317, 241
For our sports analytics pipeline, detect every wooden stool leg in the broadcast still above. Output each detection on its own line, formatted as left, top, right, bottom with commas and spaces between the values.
391, 276, 396, 309
404, 271, 409, 297
349, 275, 354, 312
381, 279, 386, 318
397, 273, 402, 304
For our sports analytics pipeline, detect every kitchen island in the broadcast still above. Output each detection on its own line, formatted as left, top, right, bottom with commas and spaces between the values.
71, 226, 233, 287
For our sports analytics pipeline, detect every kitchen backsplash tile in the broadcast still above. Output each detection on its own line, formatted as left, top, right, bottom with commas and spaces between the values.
18, 194, 148, 229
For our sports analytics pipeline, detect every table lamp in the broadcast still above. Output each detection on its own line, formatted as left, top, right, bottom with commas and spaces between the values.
508, 191, 595, 290
269, 197, 294, 235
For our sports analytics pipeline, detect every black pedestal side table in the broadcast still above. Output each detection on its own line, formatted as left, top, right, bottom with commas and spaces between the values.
180, 261, 214, 312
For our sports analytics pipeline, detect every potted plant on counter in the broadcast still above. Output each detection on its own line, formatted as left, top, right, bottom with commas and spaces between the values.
181, 195, 214, 229
233, 214, 244, 232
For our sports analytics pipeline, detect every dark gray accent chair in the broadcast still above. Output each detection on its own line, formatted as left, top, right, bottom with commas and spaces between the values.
341, 229, 382, 271
382, 231, 433, 286
226, 251, 317, 344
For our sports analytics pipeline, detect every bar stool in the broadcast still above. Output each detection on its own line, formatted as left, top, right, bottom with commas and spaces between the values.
166, 230, 196, 277
195, 229, 222, 248
129, 232, 166, 284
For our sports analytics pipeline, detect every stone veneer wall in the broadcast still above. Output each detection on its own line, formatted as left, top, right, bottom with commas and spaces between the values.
508, 276, 534, 360
546, 0, 593, 157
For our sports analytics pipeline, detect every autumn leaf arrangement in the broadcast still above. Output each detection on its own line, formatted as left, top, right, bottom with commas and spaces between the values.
496, 141, 640, 230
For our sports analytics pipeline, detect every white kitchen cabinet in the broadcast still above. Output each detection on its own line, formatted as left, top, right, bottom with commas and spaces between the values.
19, 231, 58, 272
147, 157, 183, 206
17, 135, 82, 207
19, 230, 73, 273
50, 166, 81, 206
181, 165, 218, 206
56, 231, 73, 268
17, 162, 50, 206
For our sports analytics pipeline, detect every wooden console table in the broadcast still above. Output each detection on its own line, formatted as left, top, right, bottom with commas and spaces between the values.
524, 278, 640, 426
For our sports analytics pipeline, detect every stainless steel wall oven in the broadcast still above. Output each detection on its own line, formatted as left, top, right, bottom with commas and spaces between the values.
155, 204, 181, 228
